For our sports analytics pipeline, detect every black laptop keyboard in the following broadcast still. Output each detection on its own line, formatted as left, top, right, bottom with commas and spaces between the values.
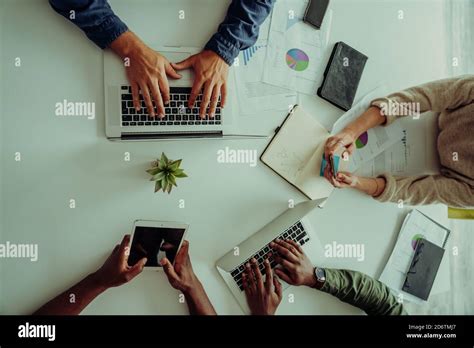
230, 221, 310, 292
120, 86, 222, 127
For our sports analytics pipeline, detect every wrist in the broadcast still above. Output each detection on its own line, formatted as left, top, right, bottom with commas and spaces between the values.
370, 105, 387, 125
363, 177, 383, 197
372, 177, 386, 197
310, 267, 326, 289
343, 127, 358, 143
86, 272, 109, 293
305, 273, 318, 288
182, 278, 204, 298
110, 31, 145, 59
357, 177, 375, 195
204, 49, 230, 66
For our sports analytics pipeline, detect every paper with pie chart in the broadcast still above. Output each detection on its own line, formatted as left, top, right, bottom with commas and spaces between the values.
262, 0, 330, 95
330, 86, 406, 172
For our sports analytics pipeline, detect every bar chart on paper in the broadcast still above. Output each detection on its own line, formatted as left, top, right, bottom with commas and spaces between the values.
286, 11, 302, 30
242, 45, 265, 66
235, 40, 296, 115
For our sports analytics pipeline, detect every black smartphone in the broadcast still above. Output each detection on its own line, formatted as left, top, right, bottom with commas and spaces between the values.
303, 0, 330, 29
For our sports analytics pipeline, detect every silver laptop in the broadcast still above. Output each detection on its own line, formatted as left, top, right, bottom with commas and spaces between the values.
216, 199, 326, 313
104, 46, 235, 140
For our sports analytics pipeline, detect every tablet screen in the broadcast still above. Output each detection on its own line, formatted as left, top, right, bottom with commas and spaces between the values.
128, 226, 185, 267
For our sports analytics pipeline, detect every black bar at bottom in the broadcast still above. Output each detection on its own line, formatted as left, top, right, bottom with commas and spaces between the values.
0, 315, 473, 345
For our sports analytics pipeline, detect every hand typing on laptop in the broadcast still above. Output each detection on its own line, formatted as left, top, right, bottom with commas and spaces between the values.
172, 50, 228, 119
242, 258, 282, 315
270, 240, 318, 287
49, 0, 276, 119
243, 239, 406, 315
242, 239, 315, 315
109, 31, 182, 118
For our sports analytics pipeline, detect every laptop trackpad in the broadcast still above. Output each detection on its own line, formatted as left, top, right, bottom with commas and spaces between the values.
159, 51, 194, 83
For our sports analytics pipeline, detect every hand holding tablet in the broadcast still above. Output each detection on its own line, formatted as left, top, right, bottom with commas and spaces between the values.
128, 220, 189, 269
92, 235, 147, 289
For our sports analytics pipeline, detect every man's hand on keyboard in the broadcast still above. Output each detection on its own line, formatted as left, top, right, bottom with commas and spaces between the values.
271, 239, 318, 287
242, 258, 282, 315
110, 31, 182, 118
172, 50, 228, 119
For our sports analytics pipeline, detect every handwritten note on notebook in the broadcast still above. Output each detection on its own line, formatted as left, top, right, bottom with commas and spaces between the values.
260, 106, 334, 200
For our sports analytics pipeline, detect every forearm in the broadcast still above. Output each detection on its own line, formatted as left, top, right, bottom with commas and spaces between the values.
375, 173, 474, 208
344, 106, 386, 139
183, 282, 216, 315
205, 0, 275, 65
318, 269, 406, 315
33, 273, 107, 315
109, 30, 145, 59
354, 176, 386, 197
49, 0, 128, 49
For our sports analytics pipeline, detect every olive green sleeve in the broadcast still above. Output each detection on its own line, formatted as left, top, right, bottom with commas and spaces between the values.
319, 268, 407, 315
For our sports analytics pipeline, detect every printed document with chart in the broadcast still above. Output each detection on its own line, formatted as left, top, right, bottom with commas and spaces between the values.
331, 85, 440, 178
330, 86, 407, 174
234, 39, 296, 115
262, 0, 331, 95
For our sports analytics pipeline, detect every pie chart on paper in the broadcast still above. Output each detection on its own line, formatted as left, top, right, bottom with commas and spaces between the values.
286, 48, 309, 71
355, 131, 369, 149
411, 234, 425, 250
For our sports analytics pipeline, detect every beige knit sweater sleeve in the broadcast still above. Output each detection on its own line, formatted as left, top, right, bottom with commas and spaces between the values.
370, 75, 474, 125
375, 173, 474, 207
369, 75, 474, 207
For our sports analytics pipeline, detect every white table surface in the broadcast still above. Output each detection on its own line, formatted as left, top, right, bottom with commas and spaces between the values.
0, 0, 465, 315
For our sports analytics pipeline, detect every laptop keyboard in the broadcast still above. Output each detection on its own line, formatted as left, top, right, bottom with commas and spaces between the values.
230, 221, 310, 291
120, 86, 222, 127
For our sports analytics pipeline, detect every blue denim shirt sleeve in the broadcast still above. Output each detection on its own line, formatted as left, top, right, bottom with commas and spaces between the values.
49, 0, 128, 49
205, 0, 275, 65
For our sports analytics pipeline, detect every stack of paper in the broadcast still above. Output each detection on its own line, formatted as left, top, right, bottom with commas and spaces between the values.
262, 0, 331, 95
234, 40, 296, 116
234, 0, 333, 116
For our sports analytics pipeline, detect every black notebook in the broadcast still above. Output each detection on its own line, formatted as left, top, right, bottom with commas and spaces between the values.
402, 238, 445, 301
317, 42, 368, 111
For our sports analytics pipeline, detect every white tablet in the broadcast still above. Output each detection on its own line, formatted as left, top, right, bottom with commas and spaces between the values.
128, 220, 189, 270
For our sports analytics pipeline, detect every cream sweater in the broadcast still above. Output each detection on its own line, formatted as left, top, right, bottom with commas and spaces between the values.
370, 75, 474, 208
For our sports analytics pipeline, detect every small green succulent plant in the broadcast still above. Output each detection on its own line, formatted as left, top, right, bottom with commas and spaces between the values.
147, 153, 188, 193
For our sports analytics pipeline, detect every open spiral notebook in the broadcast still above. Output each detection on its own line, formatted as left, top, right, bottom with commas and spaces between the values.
260, 105, 344, 201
